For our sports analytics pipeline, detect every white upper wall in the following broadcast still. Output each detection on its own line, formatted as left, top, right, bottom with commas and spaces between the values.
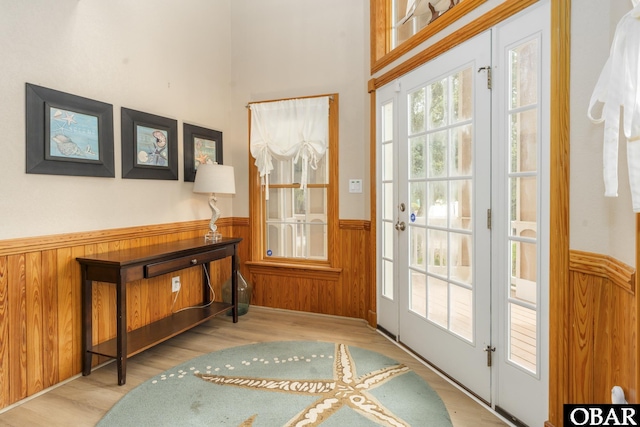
0, 0, 233, 240
228, 0, 370, 219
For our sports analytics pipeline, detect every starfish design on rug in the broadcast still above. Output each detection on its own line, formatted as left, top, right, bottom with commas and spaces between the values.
196, 343, 411, 427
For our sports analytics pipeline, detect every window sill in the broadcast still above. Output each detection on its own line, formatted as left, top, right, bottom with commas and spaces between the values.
246, 261, 342, 281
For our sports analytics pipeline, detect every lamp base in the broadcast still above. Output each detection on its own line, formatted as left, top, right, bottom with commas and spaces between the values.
205, 231, 222, 243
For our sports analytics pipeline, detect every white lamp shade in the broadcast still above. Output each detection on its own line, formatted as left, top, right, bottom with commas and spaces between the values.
193, 164, 236, 194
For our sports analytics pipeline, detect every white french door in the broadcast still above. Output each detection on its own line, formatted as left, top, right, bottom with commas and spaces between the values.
376, 2, 549, 426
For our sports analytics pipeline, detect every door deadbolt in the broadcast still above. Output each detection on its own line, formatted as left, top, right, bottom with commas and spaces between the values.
399, 203, 406, 212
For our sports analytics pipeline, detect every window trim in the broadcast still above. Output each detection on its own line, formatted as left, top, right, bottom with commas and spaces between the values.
248, 93, 339, 268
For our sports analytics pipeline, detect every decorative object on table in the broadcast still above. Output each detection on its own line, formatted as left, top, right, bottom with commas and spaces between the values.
183, 123, 223, 182
25, 83, 115, 177
222, 259, 252, 316
97, 341, 453, 427
121, 107, 178, 180
193, 163, 236, 242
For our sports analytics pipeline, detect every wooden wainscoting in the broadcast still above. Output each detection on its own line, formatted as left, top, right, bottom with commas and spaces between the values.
247, 220, 372, 320
0, 219, 249, 410
568, 250, 637, 405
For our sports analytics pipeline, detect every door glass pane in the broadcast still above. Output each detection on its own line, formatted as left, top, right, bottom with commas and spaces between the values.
450, 232, 472, 286
427, 78, 448, 129
510, 176, 537, 229
511, 241, 537, 304
451, 124, 473, 177
428, 131, 447, 178
509, 303, 537, 373
452, 68, 473, 123
510, 109, 538, 173
384, 221, 394, 259
410, 270, 426, 317
383, 182, 394, 220
410, 181, 425, 219
410, 226, 426, 269
427, 181, 447, 227
409, 88, 426, 134
450, 285, 473, 340
450, 179, 472, 230
382, 259, 394, 299
427, 276, 448, 327
410, 136, 426, 179
510, 39, 539, 109
427, 229, 447, 277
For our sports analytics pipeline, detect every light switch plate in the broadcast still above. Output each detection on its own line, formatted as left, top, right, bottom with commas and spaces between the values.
349, 179, 363, 193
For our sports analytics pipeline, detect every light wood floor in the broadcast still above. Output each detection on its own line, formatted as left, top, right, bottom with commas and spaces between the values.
0, 307, 510, 427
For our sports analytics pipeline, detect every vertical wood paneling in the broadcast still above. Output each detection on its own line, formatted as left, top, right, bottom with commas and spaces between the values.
41, 250, 58, 388
56, 247, 75, 382
8, 254, 26, 404
0, 256, 9, 407
570, 272, 594, 403
25, 252, 43, 395
70, 246, 84, 374
592, 278, 611, 403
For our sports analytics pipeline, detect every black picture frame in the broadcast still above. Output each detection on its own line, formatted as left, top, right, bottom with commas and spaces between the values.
121, 107, 178, 180
25, 83, 115, 177
183, 123, 223, 182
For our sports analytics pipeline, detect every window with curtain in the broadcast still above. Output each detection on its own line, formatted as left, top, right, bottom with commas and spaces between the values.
248, 94, 338, 264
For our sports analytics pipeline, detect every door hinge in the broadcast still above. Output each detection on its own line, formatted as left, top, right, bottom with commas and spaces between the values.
487, 209, 492, 229
484, 345, 496, 367
478, 66, 492, 90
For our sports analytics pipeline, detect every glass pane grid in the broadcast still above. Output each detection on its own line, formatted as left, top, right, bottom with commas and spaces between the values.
505, 37, 540, 374
405, 67, 476, 343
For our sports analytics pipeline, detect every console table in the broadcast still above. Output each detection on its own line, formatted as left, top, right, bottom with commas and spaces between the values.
77, 237, 242, 385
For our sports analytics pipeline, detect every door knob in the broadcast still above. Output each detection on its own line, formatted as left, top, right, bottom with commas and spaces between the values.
395, 221, 406, 231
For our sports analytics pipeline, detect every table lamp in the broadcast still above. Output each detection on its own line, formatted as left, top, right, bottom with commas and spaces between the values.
193, 163, 236, 243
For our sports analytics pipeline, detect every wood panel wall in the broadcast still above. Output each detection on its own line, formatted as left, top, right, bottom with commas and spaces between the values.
247, 220, 371, 319
0, 217, 369, 411
567, 250, 637, 406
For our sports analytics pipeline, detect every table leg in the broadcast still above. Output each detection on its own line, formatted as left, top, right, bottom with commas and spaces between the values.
116, 274, 127, 385
81, 267, 93, 376
232, 247, 238, 323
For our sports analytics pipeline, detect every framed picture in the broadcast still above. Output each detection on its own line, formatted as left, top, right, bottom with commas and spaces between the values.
25, 83, 115, 177
121, 107, 178, 180
183, 123, 223, 182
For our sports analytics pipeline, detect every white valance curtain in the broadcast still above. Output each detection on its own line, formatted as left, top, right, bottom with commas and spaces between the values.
250, 96, 330, 198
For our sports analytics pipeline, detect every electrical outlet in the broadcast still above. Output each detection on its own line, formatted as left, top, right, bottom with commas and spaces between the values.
171, 276, 181, 293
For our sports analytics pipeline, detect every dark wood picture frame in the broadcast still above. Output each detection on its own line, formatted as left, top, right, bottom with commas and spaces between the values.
25, 83, 115, 177
183, 123, 223, 182
121, 107, 178, 180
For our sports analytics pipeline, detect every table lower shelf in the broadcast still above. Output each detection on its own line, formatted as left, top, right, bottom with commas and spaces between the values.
88, 301, 233, 359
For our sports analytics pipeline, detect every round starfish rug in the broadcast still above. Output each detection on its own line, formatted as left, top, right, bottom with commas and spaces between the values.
97, 341, 452, 426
